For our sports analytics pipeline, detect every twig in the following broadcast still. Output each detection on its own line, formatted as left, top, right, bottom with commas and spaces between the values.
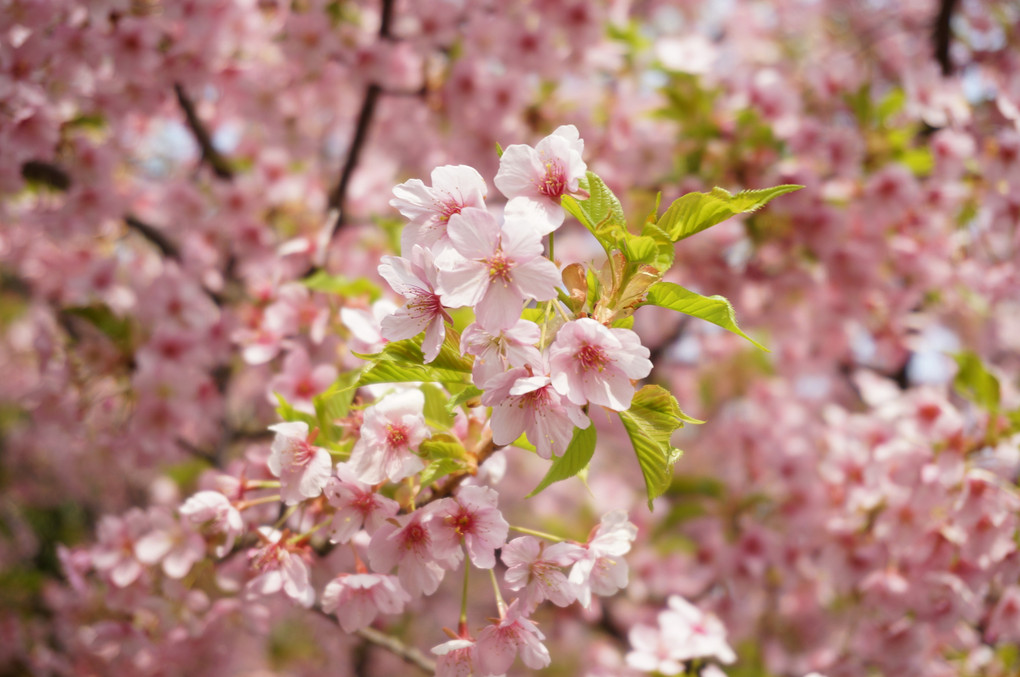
174, 83, 234, 180
21, 160, 71, 190
312, 606, 435, 674
356, 626, 436, 674
423, 431, 496, 504
124, 214, 181, 260
325, 0, 398, 240
933, 0, 958, 76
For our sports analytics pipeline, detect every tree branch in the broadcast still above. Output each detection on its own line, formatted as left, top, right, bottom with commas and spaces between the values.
325, 0, 399, 240
174, 83, 234, 180
933, 0, 959, 76
312, 606, 435, 674
355, 626, 436, 674
124, 214, 181, 260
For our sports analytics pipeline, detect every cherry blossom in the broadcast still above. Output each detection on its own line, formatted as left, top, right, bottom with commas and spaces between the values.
378, 245, 451, 362
266, 421, 332, 505
245, 528, 314, 608
178, 490, 244, 557
483, 366, 591, 459
368, 507, 458, 598
323, 464, 399, 544
475, 598, 551, 674
348, 388, 429, 485
549, 318, 652, 411
437, 206, 561, 331
320, 573, 411, 633
502, 536, 584, 610
429, 485, 509, 569
391, 164, 488, 253
494, 124, 588, 228
461, 318, 543, 387
570, 510, 638, 608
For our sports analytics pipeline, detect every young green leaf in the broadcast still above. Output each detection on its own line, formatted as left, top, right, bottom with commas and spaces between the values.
644, 282, 767, 351
526, 425, 597, 498
953, 351, 1001, 413
420, 457, 468, 487
421, 384, 456, 429
355, 336, 473, 387
301, 270, 381, 299
618, 385, 690, 510
657, 184, 803, 242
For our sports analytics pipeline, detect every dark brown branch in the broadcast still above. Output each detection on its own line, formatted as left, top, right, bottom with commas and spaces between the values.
124, 214, 181, 260
174, 83, 234, 180
325, 0, 398, 240
21, 160, 71, 190
327, 82, 382, 233
933, 0, 959, 76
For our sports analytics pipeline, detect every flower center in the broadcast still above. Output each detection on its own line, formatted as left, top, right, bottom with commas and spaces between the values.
576, 344, 609, 372
386, 424, 408, 449
538, 160, 566, 198
486, 251, 515, 284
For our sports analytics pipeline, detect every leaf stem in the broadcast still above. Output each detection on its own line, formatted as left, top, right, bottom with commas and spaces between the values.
509, 525, 566, 542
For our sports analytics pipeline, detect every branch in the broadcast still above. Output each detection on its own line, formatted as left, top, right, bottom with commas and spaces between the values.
124, 214, 181, 260
312, 606, 435, 674
21, 160, 71, 191
356, 627, 436, 674
174, 83, 234, 180
423, 431, 496, 504
325, 0, 399, 240
933, 0, 959, 76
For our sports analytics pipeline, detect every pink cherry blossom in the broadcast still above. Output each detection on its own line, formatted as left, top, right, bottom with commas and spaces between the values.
178, 490, 244, 557
429, 485, 509, 569
91, 508, 150, 588
549, 318, 652, 410
659, 596, 736, 664
348, 389, 429, 485
368, 507, 458, 597
570, 509, 638, 608
245, 527, 314, 608
378, 245, 451, 363
483, 366, 591, 459
320, 573, 411, 633
323, 463, 400, 544
475, 598, 551, 675
494, 124, 588, 228
266, 421, 333, 505
437, 206, 560, 331
502, 536, 584, 610
461, 318, 543, 387
268, 345, 338, 415
390, 164, 488, 253
432, 637, 478, 677
134, 507, 206, 579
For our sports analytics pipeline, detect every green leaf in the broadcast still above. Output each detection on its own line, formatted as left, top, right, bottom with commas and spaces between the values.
953, 351, 1000, 412
445, 385, 483, 414
619, 385, 689, 510
638, 223, 675, 272
527, 425, 597, 497
315, 370, 361, 420
422, 384, 455, 429
301, 270, 381, 299
562, 171, 629, 256
420, 433, 468, 458
62, 304, 133, 353
356, 337, 473, 387
420, 457, 468, 487
657, 185, 803, 242
274, 392, 317, 428
495, 142, 504, 158
644, 282, 767, 351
